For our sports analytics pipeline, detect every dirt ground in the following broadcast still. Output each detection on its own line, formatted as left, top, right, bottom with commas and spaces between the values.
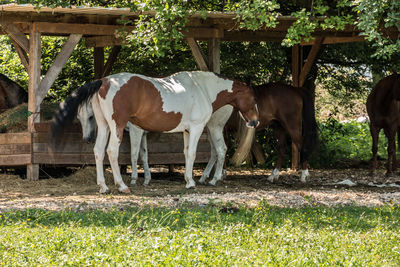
0, 166, 400, 211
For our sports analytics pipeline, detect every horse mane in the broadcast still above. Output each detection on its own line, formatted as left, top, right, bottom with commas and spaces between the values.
50, 80, 103, 145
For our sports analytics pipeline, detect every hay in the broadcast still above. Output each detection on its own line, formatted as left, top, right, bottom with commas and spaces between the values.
0, 102, 59, 133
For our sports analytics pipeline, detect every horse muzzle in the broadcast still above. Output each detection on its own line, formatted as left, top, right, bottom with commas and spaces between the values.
246, 120, 259, 128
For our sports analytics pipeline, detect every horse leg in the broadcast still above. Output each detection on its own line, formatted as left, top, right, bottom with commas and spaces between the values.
207, 126, 227, 186
91, 98, 111, 194
370, 124, 380, 176
139, 132, 151, 186
107, 129, 130, 193
268, 125, 286, 183
199, 128, 217, 184
128, 124, 142, 186
184, 125, 205, 189
384, 127, 396, 177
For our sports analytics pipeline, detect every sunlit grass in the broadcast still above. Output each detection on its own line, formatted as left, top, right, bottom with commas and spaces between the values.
0, 203, 399, 266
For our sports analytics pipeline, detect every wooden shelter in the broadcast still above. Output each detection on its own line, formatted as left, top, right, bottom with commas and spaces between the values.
0, 4, 380, 180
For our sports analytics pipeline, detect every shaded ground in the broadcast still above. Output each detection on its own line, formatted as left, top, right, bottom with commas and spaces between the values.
0, 166, 399, 211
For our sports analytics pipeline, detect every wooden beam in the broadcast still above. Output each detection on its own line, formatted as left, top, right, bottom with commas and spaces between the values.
27, 23, 41, 181
291, 45, 300, 87
9, 38, 29, 72
37, 34, 82, 106
182, 27, 223, 39
35, 22, 134, 36
0, 22, 29, 52
299, 37, 324, 87
208, 38, 220, 74
85, 35, 123, 47
94, 47, 105, 79
186, 38, 209, 71
301, 35, 365, 45
103, 46, 121, 77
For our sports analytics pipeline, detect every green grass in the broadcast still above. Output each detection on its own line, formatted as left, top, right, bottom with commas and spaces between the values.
1, 203, 400, 266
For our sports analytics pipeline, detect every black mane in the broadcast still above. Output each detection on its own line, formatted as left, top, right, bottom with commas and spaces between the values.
50, 80, 102, 145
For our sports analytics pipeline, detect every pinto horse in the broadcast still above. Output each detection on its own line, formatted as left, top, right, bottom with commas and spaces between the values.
51, 71, 259, 193
230, 82, 318, 183
367, 73, 400, 176
0, 73, 27, 111
77, 101, 151, 186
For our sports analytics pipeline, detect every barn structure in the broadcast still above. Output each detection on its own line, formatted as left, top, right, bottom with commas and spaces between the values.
0, 3, 390, 180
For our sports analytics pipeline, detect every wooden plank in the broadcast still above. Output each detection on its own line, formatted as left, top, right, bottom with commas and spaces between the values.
9, 37, 29, 72
85, 35, 123, 48
33, 152, 210, 165
0, 154, 31, 166
33, 141, 210, 154
35, 22, 135, 36
186, 38, 209, 71
0, 132, 31, 144
299, 37, 324, 87
182, 27, 223, 39
0, 22, 29, 52
37, 34, 82, 106
208, 38, 220, 74
94, 47, 104, 79
0, 143, 31, 155
34, 122, 81, 133
291, 45, 299, 87
102, 46, 121, 77
300, 35, 365, 45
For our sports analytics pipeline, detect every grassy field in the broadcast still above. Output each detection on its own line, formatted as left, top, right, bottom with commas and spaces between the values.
0, 203, 399, 266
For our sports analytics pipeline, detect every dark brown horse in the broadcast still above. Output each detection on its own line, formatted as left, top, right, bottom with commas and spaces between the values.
0, 74, 27, 112
229, 82, 318, 183
366, 73, 400, 176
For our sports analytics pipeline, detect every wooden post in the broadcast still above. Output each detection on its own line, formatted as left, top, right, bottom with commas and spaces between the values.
208, 38, 220, 74
299, 37, 323, 87
186, 38, 208, 71
27, 23, 41, 181
291, 45, 300, 170
102, 46, 121, 77
94, 47, 104, 79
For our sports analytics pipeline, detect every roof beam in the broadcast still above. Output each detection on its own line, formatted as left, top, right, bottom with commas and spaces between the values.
35, 22, 134, 36
299, 37, 324, 87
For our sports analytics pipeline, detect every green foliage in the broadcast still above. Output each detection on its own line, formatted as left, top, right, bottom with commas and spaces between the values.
235, 0, 280, 30
0, 205, 399, 265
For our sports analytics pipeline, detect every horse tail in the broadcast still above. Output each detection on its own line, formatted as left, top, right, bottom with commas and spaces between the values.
230, 113, 256, 166
50, 80, 103, 145
300, 89, 318, 163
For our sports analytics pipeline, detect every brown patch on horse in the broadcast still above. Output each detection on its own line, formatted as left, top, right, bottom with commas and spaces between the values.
98, 78, 111, 99
112, 76, 182, 139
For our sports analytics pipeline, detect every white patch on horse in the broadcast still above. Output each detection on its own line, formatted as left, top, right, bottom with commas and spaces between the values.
136, 72, 234, 132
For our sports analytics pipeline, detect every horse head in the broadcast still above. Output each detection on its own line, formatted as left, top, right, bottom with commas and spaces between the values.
77, 100, 96, 143
231, 81, 259, 128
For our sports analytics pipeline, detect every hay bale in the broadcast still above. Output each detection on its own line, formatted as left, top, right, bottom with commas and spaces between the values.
0, 102, 60, 133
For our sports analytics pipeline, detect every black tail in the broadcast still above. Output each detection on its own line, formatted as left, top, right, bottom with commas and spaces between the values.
300, 89, 318, 163
50, 80, 102, 145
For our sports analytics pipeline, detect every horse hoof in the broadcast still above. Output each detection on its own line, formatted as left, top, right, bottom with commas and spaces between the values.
207, 182, 216, 187
198, 179, 207, 185
385, 172, 393, 178
130, 181, 137, 186
100, 188, 111, 195
119, 187, 131, 194
300, 178, 307, 183
267, 177, 275, 183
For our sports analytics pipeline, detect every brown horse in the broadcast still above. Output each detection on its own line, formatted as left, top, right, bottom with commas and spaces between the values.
366, 73, 400, 176
229, 82, 318, 183
0, 74, 27, 111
